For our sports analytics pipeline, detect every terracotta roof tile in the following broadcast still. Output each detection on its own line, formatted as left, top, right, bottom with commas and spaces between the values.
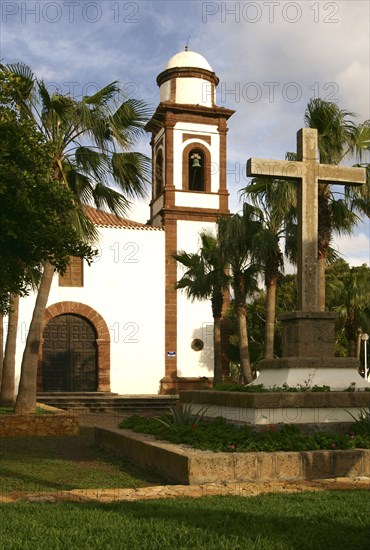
83, 206, 162, 231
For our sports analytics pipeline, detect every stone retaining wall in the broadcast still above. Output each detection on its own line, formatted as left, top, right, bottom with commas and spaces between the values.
0, 407, 79, 437
95, 427, 370, 485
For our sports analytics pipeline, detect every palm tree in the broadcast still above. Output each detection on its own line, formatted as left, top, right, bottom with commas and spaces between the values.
218, 204, 261, 383
174, 231, 229, 385
242, 177, 296, 359
1, 63, 151, 413
326, 260, 370, 357
304, 99, 370, 310
0, 318, 3, 389
0, 295, 19, 407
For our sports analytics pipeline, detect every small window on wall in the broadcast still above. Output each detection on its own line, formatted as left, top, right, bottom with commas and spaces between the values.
188, 149, 205, 191
155, 149, 164, 197
59, 256, 84, 287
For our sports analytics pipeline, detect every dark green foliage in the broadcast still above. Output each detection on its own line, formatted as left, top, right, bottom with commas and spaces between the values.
347, 408, 370, 436
326, 259, 370, 357
120, 415, 370, 453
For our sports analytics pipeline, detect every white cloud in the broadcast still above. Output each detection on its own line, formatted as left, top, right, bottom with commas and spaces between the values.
332, 231, 370, 267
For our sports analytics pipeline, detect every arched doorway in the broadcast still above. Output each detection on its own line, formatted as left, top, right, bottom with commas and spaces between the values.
42, 314, 97, 391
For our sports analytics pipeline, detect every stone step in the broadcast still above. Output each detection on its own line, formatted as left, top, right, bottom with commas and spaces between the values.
37, 393, 178, 415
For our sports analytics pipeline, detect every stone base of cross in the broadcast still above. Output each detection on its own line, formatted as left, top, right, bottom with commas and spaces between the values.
254, 312, 369, 390
246, 128, 369, 390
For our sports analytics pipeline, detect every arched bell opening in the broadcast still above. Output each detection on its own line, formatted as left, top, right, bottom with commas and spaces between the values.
182, 142, 211, 193
155, 148, 164, 197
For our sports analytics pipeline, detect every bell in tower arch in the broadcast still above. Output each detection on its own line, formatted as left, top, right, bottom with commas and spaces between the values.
189, 150, 204, 191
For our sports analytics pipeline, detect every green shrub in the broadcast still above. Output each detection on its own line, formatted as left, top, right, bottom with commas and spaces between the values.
155, 403, 208, 428
119, 415, 370, 453
347, 408, 370, 435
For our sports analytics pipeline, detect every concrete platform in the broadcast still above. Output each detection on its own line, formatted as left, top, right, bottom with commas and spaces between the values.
180, 391, 370, 427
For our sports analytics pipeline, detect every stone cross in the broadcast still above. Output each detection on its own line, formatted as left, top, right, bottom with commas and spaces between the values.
247, 128, 366, 312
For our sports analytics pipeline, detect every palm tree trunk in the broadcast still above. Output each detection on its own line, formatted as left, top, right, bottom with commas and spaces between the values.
0, 295, 19, 407
348, 339, 356, 358
15, 262, 54, 413
264, 277, 277, 359
345, 313, 357, 358
318, 187, 330, 312
0, 316, 3, 389
356, 329, 363, 359
318, 256, 326, 311
212, 292, 224, 386
213, 316, 222, 386
234, 276, 253, 384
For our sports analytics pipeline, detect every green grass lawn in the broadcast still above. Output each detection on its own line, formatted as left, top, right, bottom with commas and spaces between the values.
0, 491, 369, 549
0, 427, 166, 493
0, 406, 54, 414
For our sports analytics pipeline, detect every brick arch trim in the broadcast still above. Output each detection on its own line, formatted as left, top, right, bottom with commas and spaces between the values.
39, 302, 111, 392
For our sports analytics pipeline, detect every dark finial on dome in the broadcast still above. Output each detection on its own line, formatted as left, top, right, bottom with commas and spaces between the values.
185, 35, 190, 52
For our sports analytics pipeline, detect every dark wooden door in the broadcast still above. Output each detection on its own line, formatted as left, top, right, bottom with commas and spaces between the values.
43, 314, 97, 391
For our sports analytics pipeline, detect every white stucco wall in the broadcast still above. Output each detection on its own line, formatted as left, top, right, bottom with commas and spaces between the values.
159, 77, 214, 107
175, 78, 213, 107
176, 220, 216, 378
159, 80, 171, 103
12, 226, 166, 395
175, 191, 219, 209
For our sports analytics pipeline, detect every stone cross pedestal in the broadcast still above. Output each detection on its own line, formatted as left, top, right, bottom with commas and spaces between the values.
246, 128, 369, 390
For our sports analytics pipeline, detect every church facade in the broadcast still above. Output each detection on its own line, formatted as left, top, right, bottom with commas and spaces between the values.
14, 49, 234, 395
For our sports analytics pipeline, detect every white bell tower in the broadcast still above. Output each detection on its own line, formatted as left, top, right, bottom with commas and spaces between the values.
146, 49, 234, 393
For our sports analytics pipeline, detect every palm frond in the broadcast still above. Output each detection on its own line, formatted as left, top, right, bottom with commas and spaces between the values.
70, 206, 99, 242
83, 82, 120, 106
111, 151, 150, 199
109, 98, 152, 148
3, 63, 153, 242
64, 167, 95, 203
75, 146, 110, 184
92, 183, 131, 217
0, 62, 36, 118
330, 199, 360, 235
2, 62, 35, 99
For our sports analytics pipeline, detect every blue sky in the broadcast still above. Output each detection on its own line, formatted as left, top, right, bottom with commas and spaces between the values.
1, 0, 369, 266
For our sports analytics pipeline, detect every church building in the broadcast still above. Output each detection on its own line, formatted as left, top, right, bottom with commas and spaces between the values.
14, 49, 234, 395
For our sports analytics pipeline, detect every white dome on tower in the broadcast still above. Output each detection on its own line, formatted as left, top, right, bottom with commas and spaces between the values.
157, 49, 219, 107
165, 50, 213, 72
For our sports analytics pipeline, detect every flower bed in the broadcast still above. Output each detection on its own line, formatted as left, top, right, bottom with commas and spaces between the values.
119, 415, 370, 453
95, 425, 370, 485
